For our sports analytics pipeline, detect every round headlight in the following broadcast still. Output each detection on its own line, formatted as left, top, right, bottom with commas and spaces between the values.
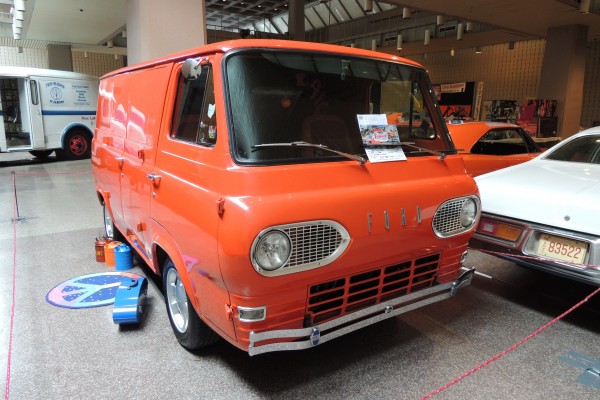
459, 198, 477, 227
253, 230, 292, 271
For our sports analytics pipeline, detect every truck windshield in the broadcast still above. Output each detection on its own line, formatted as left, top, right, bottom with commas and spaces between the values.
225, 50, 454, 164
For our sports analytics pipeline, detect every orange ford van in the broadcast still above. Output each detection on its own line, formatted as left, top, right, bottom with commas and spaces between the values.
92, 39, 480, 356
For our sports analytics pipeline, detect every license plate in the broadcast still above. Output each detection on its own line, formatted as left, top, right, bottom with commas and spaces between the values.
536, 234, 588, 264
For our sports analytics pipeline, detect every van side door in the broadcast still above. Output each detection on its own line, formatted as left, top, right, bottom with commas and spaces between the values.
120, 65, 173, 259
93, 75, 127, 224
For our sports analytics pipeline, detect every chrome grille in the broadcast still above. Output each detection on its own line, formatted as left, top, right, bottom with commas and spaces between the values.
285, 224, 342, 267
306, 254, 440, 324
252, 220, 350, 277
433, 196, 479, 238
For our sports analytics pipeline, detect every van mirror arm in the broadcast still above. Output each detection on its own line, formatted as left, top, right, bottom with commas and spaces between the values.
182, 58, 201, 80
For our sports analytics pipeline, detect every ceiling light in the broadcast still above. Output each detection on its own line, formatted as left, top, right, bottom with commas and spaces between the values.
466, 21, 473, 32
18, 46, 23, 54
396, 34, 403, 51
13, 0, 25, 12
371, 39, 377, 51
13, 9, 24, 21
424, 29, 430, 45
579, 0, 590, 14
403, 7, 411, 19
436, 15, 445, 26
107, 40, 114, 48
475, 47, 482, 54
450, 49, 455, 56
364, 0, 373, 13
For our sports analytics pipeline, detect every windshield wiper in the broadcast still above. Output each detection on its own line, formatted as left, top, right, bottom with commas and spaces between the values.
399, 142, 447, 160
251, 141, 367, 165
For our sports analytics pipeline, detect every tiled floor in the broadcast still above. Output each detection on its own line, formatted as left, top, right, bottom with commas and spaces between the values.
1, 152, 599, 400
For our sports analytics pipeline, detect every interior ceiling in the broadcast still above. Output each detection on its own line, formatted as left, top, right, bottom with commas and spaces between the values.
0, 0, 599, 52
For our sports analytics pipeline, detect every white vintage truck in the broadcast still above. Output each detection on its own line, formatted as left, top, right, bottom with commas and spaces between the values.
0, 66, 98, 159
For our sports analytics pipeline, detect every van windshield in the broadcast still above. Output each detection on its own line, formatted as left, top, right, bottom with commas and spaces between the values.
225, 50, 454, 164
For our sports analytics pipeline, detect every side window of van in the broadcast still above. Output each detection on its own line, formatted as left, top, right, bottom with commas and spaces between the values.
171, 65, 217, 146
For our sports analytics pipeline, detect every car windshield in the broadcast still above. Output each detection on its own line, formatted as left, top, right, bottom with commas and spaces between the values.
544, 134, 600, 163
225, 50, 453, 164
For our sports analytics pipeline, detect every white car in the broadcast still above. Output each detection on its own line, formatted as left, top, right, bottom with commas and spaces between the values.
469, 126, 600, 286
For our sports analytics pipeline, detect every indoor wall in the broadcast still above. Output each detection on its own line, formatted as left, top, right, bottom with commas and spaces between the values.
0, 46, 125, 78
407, 39, 599, 131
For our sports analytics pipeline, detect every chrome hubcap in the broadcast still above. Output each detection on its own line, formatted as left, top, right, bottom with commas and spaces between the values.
103, 206, 114, 239
166, 267, 189, 333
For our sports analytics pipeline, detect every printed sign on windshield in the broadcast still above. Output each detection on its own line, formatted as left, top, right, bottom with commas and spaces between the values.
357, 114, 406, 163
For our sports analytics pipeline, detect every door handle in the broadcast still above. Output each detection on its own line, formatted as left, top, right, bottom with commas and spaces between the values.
115, 156, 124, 168
147, 172, 162, 185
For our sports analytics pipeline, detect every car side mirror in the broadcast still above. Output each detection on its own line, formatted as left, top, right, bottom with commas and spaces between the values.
182, 58, 201, 80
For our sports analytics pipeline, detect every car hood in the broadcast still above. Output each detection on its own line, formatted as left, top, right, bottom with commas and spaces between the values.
475, 159, 600, 235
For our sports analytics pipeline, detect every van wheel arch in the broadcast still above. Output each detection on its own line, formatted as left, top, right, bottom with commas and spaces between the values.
162, 254, 219, 350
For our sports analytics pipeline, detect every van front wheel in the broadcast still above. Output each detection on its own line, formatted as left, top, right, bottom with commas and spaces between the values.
163, 258, 219, 350
58, 129, 91, 160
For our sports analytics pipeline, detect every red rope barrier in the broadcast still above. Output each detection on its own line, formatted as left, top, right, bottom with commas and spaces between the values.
419, 286, 600, 399
4, 173, 18, 400
0, 171, 90, 177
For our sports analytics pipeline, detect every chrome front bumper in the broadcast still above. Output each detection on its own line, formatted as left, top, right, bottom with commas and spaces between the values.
248, 268, 474, 356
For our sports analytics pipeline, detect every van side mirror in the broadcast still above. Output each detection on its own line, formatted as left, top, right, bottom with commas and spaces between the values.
182, 58, 201, 80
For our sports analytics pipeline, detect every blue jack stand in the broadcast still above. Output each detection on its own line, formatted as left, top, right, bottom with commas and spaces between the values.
560, 351, 600, 390
112, 277, 148, 325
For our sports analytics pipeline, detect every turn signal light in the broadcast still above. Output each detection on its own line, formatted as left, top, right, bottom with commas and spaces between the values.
477, 219, 523, 242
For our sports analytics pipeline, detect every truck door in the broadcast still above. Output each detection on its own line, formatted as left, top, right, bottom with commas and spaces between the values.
120, 65, 172, 260
0, 77, 43, 150
26, 78, 45, 149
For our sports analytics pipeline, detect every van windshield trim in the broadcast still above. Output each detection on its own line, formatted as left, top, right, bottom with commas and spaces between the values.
223, 48, 453, 166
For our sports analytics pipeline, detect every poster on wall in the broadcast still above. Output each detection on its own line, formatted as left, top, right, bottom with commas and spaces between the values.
482, 101, 493, 121
528, 99, 557, 117
490, 100, 519, 123
518, 99, 558, 136
440, 105, 472, 120
473, 82, 484, 121
435, 81, 476, 121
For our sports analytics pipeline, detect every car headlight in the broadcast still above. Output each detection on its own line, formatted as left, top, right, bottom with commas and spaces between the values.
252, 230, 292, 271
459, 198, 477, 227
432, 195, 481, 238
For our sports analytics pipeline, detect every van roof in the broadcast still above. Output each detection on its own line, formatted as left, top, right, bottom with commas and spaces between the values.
0, 66, 98, 80
101, 39, 425, 80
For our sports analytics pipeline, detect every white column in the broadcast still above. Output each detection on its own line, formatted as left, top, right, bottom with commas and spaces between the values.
126, 0, 207, 65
